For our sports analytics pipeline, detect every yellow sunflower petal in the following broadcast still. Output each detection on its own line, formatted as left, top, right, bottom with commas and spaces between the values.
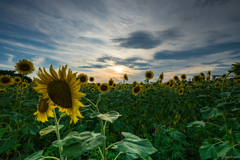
49, 64, 58, 80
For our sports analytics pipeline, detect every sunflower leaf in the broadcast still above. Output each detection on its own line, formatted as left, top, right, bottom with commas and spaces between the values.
53, 131, 106, 157
0, 128, 5, 139
0, 137, 17, 155
90, 111, 121, 123
112, 132, 157, 159
39, 125, 64, 136
24, 150, 44, 160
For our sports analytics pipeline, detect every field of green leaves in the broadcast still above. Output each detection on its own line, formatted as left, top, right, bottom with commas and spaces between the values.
0, 60, 240, 160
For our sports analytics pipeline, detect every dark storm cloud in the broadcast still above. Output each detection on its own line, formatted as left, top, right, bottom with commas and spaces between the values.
194, 0, 231, 8
78, 64, 110, 69
111, 31, 161, 49
153, 41, 240, 60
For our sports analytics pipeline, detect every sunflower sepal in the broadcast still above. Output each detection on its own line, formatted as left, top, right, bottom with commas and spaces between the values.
39, 125, 64, 136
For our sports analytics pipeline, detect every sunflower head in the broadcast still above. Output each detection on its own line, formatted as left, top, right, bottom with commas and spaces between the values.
15, 59, 35, 75
78, 73, 88, 85
173, 75, 179, 81
22, 82, 28, 89
91, 88, 95, 93
215, 81, 221, 88
96, 83, 101, 87
193, 75, 200, 83
180, 74, 187, 80
132, 84, 143, 96
108, 78, 114, 86
124, 74, 129, 81
98, 83, 110, 93
179, 88, 184, 95
0, 88, 6, 92
14, 77, 22, 84
0, 75, 14, 87
178, 81, 182, 87
159, 72, 164, 80
199, 72, 205, 77
169, 82, 174, 88
145, 71, 154, 80
207, 70, 211, 76
89, 77, 94, 82
221, 73, 227, 79
33, 64, 86, 124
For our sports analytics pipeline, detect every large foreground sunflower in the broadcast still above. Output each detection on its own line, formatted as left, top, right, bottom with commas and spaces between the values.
15, 59, 35, 75
34, 96, 57, 123
33, 64, 86, 124
0, 75, 14, 87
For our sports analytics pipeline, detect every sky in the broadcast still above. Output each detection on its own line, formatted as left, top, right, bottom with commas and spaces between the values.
0, 0, 240, 84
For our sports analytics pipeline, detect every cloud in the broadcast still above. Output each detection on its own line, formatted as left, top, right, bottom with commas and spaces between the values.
3, 53, 14, 64
193, 0, 231, 8
32, 57, 45, 66
78, 64, 110, 69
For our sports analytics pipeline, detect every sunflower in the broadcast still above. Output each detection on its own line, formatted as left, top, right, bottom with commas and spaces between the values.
113, 83, 116, 88
159, 72, 164, 81
179, 88, 184, 95
206, 76, 210, 81
123, 85, 127, 90
193, 75, 200, 83
89, 77, 94, 82
180, 74, 187, 81
22, 82, 28, 89
173, 75, 179, 81
108, 78, 114, 87
178, 81, 182, 87
221, 73, 227, 79
91, 88, 95, 93
132, 81, 138, 86
124, 74, 129, 81
96, 83, 101, 87
132, 84, 143, 96
169, 79, 174, 84
169, 82, 174, 89
215, 81, 221, 88
207, 70, 211, 76
199, 72, 205, 78
78, 73, 88, 85
98, 83, 110, 93
145, 71, 154, 80
133, 104, 137, 109
140, 82, 144, 85
34, 96, 57, 123
33, 64, 86, 124
0, 75, 14, 87
14, 77, 22, 84
0, 88, 6, 92
24, 79, 28, 83
15, 59, 35, 75
142, 91, 145, 95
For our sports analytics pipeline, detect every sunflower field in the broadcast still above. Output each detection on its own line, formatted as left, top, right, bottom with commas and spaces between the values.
0, 60, 240, 160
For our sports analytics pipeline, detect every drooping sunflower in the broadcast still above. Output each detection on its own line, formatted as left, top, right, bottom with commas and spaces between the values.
108, 78, 114, 87
145, 71, 154, 80
34, 96, 57, 123
221, 73, 227, 79
159, 72, 164, 81
179, 88, 184, 95
15, 59, 35, 75
173, 75, 179, 81
124, 74, 129, 81
132, 84, 143, 96
14, 77, 22, 84
207, 70, 211, 76
33, 64, 86, 124
98, 83, 110, 93
89, 77, 94, 82
0, 75, 14, 87
78, 73, 88, 85
91, 88, 95, 93
180, 74, 187, 81
0, 88, 6, 92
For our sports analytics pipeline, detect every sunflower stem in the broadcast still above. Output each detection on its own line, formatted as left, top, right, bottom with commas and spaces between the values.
18, 74, 24, 113
53, 109, 64, 160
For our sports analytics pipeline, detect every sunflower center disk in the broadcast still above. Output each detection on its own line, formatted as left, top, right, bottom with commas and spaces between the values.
134, 86, 140, 93
147, 73, 151, 78
80, 77, 86, 82
2, 77, 10, 83
47, 80, 72, 108
20, 64, 30, 71
38, 98, 49, 113
101, 85, 107, 91
15, 79, 20, 82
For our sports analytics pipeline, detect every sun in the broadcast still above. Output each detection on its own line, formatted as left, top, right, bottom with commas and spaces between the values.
116, 67, 122, 73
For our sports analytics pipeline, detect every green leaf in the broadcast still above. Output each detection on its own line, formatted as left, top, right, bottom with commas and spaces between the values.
187, 121, 206, 128
199, 141, 218, 159
236, 132, 240, 145
114, 121, 124, 131
22, 101, 38, 106
230, 87, 240, 98
90, 110, 121, 123
52, 131, 106, 157
24, 150, 44, 160
218, 141, 240, 158
113, 132, 158, 159
39, 125, 64, 136
0, 137, 17, 154
200, 106, 224, 119
79, 104, 92, 113
0, 114, 11, 118
216, 100, 238, 108
226, 118, 240, 130
0, 96, 15, 102
10, 113, 22, 121
0, 128, 5, 139
60, 113, 68, 118
23, 143, 34, 152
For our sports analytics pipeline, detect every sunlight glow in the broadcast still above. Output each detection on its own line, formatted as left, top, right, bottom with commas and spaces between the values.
116, 67, 122, 73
